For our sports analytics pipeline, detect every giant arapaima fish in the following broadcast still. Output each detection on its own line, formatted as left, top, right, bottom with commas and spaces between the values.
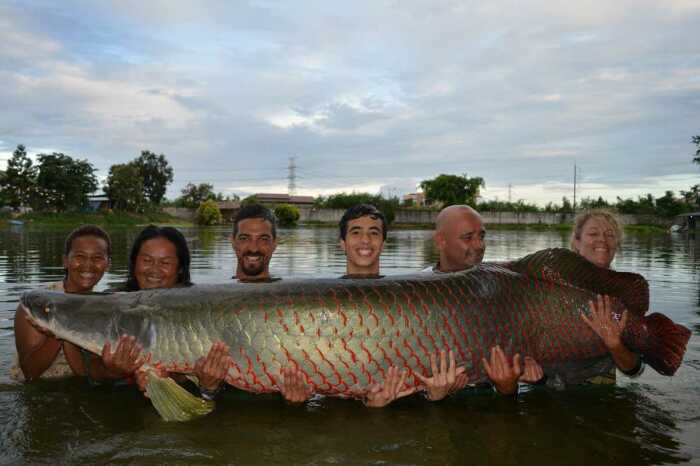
20, 249, 690, 421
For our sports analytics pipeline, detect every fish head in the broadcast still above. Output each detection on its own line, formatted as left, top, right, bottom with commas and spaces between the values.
20, 289, 117, 353
21, 289, 60, 333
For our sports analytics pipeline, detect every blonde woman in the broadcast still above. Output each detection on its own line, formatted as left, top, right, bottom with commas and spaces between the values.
570, 209, 644, 383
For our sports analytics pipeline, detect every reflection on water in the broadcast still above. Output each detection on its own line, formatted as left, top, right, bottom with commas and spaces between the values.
1, 226, 699, 465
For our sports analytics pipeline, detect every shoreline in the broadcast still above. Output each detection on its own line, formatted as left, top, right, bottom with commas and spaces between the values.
0, 212, 669, 234
0, 211, 193, 228
300, 220, 669, 234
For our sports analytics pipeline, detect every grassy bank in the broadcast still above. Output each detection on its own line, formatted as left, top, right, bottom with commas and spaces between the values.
2, 211, 192, 227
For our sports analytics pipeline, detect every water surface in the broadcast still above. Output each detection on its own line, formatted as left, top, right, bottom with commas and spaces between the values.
1, 225, 698, 465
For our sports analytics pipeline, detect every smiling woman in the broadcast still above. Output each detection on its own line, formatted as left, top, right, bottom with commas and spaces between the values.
123, 225, 193, 291
105, 225, 231, 403
70, 225, 196, 385
570, 209, 643, 383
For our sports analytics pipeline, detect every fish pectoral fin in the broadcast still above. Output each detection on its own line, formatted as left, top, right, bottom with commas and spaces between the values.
145, 371, 214, 422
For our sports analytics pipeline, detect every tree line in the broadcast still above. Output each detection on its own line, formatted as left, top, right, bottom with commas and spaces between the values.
2, 135, 698, 218
409, 136, 700, 218
0, 145, 175, 212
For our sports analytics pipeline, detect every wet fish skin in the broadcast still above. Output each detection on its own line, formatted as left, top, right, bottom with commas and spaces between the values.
21, 249, 690, 397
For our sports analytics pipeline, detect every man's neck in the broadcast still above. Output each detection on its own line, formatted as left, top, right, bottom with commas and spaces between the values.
346, 265, 379, 276
343, 272, 382, 279
236, 271, 270, 282
435, 261, 460, 273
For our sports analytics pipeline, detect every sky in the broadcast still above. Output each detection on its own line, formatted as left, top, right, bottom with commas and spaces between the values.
0, 0, 698, 206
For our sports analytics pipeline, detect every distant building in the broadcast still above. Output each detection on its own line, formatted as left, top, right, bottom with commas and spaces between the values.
254, 193, 315, 207
216, 200, 241, 223
87, 195, 111, 212
402, 192, 429, 207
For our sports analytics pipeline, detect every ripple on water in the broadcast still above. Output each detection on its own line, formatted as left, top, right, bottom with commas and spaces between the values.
0, 227, 698, 465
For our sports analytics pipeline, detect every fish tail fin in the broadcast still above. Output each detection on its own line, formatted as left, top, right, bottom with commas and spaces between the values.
145, 370, 214, 422
630, 313, 691, 376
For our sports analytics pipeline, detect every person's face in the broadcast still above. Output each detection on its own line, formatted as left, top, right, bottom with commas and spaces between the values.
134, 237, 180, 289
340, 215, 385, 275
232, 218, 277, 280
573, 216, 618, 268
435, 213, 485, 272
63, 235, 110, 293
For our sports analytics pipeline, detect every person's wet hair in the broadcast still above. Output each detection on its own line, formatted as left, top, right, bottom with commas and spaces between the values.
233, 204, 277, 239
64, 224, 112, 257
339, 204, 387, 241
124, 225, 192, 291
63, 224, 112, 278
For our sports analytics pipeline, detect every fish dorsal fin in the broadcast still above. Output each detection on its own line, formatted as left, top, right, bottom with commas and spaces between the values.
503, 248, 649, 316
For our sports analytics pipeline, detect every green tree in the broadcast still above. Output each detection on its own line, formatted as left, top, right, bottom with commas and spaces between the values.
560, 196, 573, 213
615, 194, 655, 215
0, 170, 6, 206
1, 144, 36, 209
692, 135, 700, 166
177, 182, 216, 208
274, 203, 300, 227
314, 192, 399, 223
477, 199, 540, 213
133, 150, 173, 204
578, 196, 611, 210
33, 153, 97, 211
655, 191, 690, 217
241, 195, 259, 206
419, 174, 484, 207
105, 163, 145, 211
196, 199, 223, 225
680, 185, 700, 209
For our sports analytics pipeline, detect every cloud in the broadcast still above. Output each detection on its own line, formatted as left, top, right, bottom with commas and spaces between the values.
0, 0, 698, 205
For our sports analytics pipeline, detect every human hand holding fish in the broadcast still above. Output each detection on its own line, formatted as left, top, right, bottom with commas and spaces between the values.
483, 345, 523, 395
363, 366, 417, 408
581, 294, 628, 349
101, 334, 145, 378
414, 350, 469, 401
519, 356, 545, 384
581, 294, 642, 374
194, 341, 233, 393
18, 249, 692, 421
279, 366, 314, 403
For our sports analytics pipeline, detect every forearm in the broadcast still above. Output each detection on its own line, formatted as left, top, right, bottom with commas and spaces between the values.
609, 342, 640, 374
86, 356, 129, 381
18, 337, 62, 381
493, 381, 518, 396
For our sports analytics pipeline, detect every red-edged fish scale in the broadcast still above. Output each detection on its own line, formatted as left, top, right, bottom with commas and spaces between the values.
139, 262, 634, 396
28, 247, 695, 388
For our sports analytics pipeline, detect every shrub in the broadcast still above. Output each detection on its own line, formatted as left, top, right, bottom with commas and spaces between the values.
196, 200, 222, 225
274, 203, 300, 227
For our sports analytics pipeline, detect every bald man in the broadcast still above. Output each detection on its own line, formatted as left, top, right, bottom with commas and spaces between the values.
419, 205, 544, 399
429, 205, 485, 272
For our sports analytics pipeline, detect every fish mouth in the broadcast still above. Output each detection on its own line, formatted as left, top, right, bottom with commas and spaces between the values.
18, 297, 53, 331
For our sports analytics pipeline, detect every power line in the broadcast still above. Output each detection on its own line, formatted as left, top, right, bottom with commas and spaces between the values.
288, 157, 297, 196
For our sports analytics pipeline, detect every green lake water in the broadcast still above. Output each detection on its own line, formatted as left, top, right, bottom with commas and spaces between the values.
1, 225, 698, 465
